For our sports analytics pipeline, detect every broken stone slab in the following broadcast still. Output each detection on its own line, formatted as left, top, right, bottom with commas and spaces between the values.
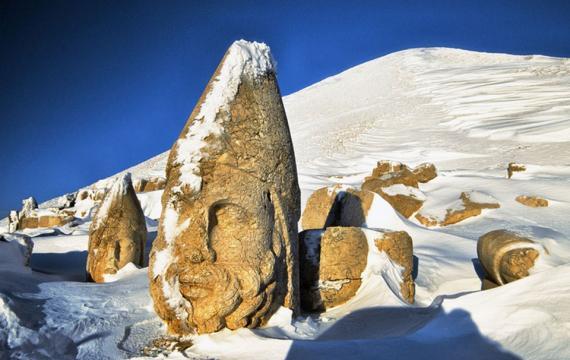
415, 191, 500, 227
412, 162, 438, 183
477, 230, 545, 288
86, 173, 147, 283
515, 195, 548, 208
148, 40, 301, 335
299, 227, 414, 312
507, 162, 526, 179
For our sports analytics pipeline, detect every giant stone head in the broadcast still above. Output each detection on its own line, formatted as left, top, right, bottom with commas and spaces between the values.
149, 40, 301, 334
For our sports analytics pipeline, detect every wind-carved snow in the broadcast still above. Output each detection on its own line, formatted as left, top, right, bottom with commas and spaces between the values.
173, 40, 275, 194
406, 48, 570, 143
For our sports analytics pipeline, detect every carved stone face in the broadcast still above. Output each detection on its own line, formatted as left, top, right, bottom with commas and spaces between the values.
175, 169, 283, 333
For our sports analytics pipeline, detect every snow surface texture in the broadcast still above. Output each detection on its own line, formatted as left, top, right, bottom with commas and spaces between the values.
1, 47, 570, 359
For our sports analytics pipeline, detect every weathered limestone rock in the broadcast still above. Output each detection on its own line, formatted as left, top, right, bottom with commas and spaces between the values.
148, 40, 301, 335
368, 160, 419, 188
336, 188, 376, 227
516, 195, 548, 208
477, 230, 543, 289
86, 173, 147, 283
20, 197, 38, 218
507, 162, 526, 179
416, 191, 500, 227
301, 186, 377, 229
299, 227, 415, 312
412, 162, 437, 183
374, 230, 415, 304
301, 185, 342, 230
361, 160, 426, 218
134, 177, 167, 193
300, 227, 368, 311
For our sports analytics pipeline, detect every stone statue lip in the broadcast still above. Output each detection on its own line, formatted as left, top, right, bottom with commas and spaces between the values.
179, 265, 229, 300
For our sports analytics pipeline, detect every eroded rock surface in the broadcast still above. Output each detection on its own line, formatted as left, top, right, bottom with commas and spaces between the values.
134, 177, 167, 193
361, 160, 429, 218
516, 195, 549, 208
300, 227, 415, 312
477, 230, 543, 289
301, 186, 342, 230
148, 40, 301, 335
86, 173, 147, 283
416, 191, 500, 227
507, 162, 526, 179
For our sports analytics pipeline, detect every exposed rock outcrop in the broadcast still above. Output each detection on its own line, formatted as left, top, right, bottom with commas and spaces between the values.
148, 40, 301, 335
301, 185, 342, 230
416, 191, 500, 227
299, 227, 414, 312
86, 173, 147, 283
412, 162, 438, 183
361, 160, 430, 218
133, 177, 167, 193
477, 230, 544, 289
516, 195, 548, 208
507, 162, 526, 179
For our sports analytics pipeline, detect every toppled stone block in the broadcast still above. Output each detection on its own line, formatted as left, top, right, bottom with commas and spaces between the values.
299, 227, 414, 312
507, 162, 526, 179
416, 191, 500, 227
412, 162, 437, 183
477, 230, 544, 288
515, 195, 548, 208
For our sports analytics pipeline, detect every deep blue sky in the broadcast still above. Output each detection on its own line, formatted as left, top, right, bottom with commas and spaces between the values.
1, 1, 569, 214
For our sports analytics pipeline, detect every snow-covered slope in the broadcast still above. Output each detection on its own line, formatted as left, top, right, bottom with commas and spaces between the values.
2, 48, 570, 359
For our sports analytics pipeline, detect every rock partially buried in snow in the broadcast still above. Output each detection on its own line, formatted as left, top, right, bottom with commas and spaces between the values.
412, 162, 438, 183
301, 185, 342, 230
416, 191, 500, 227
516, 195, 549, 208
299, 227, 414, 312
133, 176, 167, 193
301, 186, 377, 229
148, 40, 301, 335
477, 230, 544, 289
86, 173, 147, 283
507, 162, 526, 179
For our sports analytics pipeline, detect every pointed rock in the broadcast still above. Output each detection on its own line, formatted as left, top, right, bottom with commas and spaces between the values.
148, 40, 301, 334
86, 173, 147, 283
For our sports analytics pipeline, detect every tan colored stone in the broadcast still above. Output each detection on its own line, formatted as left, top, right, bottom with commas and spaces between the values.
134, 177, 167, 193
367, 160, 418, 188
507, 162, 526, 179
299, 227, 368, 311
336, 188, 375, 227
299, 227, 415, 311
477, 230, 542, 287
148, 41, 301, 335
415, 191, 500, 227
301, 186, 341, 230
516, 195, 548, 208
38, 215, 73, 228
86, 173, 147, 283
374, 231, 415, 303
362, 179, 423, 218
19, 216, 38, 229
412, 163, 437, 183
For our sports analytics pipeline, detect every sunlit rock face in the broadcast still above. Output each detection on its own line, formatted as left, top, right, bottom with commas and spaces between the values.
477, 230, 543, 289
86, 173, 147, 283
148, 40, 301, 335
299, 227, 415, 312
